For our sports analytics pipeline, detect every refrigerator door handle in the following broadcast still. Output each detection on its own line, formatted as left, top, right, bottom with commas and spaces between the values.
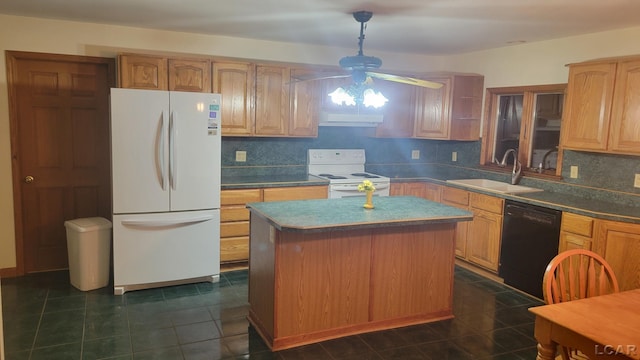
157, 111, 168, 190
169, 111, 178, 190
120, 214, 215, 228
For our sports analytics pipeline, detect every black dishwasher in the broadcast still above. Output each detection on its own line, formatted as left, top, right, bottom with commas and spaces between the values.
499, 200, 561, 299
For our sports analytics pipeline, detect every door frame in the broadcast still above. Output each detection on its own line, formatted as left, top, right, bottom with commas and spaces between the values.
5, 51, 116, 276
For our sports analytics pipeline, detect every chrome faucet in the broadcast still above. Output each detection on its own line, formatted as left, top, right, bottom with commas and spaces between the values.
537, 148, 558, 173
496, 148, 522, 185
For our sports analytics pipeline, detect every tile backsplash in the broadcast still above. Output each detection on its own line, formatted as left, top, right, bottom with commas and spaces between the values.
221, 127, 640, 195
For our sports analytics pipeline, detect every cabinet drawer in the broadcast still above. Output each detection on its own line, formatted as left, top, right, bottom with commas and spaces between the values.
221, 189, 262, 205
442, 186, 469, 207
220, 236, 249, 262
263, 185, 328, 202
221, 206, 250, 222
469, 192, 504, 214
561, 212, 594, 237
221, 221, 249, 237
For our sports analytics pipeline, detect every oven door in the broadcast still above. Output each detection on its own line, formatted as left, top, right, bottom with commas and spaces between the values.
329, 183, 390, 199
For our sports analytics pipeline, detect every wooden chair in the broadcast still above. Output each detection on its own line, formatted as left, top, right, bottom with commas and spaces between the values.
542, 249, 620, 360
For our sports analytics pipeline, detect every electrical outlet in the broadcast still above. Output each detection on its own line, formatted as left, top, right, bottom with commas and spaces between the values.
452, 152, 458, 162
635, 174, 640, 188
411, 150, 420, 160
235, 151, 247, 162
570, 166, 578, 178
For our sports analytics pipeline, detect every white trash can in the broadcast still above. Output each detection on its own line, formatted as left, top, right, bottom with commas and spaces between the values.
64, 217, 112, 291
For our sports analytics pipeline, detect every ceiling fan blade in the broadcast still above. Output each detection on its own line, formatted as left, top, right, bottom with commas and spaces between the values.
289, 74, 350, 84
366, 72, 444, 89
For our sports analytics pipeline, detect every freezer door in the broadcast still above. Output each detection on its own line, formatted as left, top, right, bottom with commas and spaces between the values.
169, 91, 221, 211
111, 88, 170, 214
113, 209, 220, 292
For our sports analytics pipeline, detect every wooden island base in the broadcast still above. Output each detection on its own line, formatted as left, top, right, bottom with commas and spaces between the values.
248, 216, 457, 351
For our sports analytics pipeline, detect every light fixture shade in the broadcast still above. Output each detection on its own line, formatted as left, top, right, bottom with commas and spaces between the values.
329, 87, 356, 106
362, 88, 388, 108
329, 84, 387, 108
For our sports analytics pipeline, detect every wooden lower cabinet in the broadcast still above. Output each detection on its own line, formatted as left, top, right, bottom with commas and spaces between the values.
390, 182, 442, 202
220, 186, 328, 264
220, 189, 262, 263
594, 219, 640, 291
559, 212, 594, 251
559, 212, 640, 291
464, 193, 504, 272
441, 186, 470, 259
263, 185, 327, 202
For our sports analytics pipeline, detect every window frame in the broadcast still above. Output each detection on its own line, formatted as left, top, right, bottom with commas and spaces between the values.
480, 84, 567, 178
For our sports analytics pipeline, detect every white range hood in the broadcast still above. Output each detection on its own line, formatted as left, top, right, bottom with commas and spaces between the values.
318, 112, 384, 127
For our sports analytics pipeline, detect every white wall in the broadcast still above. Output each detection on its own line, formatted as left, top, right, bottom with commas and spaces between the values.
2, 13, 640, 270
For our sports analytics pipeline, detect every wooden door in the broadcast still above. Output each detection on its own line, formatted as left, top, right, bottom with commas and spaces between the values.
7, 51, 115, 274
168, 58, 211, 92
561, 61, 616, 151
254, 65, 290, 136
375, 80, 417, 138
118, 54, 167, 90
609, 59, 640, 154
289, 68, 320, 137
212, 61, 254, 136
594, 220, 640, 291
413, 77, 451, 139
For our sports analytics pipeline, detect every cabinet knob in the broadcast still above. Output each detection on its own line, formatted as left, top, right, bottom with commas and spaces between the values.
24, 175, 35, 183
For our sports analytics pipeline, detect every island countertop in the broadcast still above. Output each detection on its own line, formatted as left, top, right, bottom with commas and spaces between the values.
246, 195, 473, 233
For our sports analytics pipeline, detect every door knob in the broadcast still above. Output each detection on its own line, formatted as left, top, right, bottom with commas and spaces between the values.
24, 175, 34, 183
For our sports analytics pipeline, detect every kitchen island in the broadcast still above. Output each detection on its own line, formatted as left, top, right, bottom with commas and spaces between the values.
246, 196, 473, 351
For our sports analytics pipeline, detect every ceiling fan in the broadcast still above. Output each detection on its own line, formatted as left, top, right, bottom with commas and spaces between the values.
313, 11, 443, 90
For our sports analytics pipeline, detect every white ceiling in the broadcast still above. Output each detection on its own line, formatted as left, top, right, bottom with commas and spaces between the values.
2, 0, 640, 55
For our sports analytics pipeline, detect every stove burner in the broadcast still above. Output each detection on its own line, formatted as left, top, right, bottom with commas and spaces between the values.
318, 173, 347, 179
352, 173, 380, 178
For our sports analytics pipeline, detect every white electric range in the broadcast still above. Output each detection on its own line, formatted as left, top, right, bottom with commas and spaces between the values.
308, 149, 390, 198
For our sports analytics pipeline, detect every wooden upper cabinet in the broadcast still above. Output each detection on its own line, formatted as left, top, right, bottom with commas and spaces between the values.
561, 61, 617, 151
609, 59, 640, 154
255, 65, 290, 136
375, 81, 417, 138
213, 62, 255, 136
414, 77, 451, 139
450, 75, 484, 140
289, 68, 320, 137
168, 58, 211, 92
118, 54, 168, 90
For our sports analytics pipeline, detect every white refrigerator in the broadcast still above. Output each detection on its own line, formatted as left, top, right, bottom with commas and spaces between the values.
110, 88, 221, 295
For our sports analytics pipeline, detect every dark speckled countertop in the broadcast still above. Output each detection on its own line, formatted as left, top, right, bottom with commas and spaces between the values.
247, 196, 473, 233
221, 174, 328, 189
222, 168, 640, 224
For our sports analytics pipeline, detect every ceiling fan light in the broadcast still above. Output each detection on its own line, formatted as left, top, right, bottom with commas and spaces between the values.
329, 87, 356, 106
362, 88, 388, 108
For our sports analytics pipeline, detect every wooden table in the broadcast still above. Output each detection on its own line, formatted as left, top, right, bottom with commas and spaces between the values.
529, 289, 640, 360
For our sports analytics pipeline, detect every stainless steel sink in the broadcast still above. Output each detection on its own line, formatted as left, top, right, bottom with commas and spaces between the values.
445, 179, 543, 194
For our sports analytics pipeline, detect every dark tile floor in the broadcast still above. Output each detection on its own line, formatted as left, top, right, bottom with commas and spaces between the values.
2, 266, 544, 359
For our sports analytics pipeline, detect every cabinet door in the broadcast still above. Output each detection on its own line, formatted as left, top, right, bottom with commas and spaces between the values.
255, 65, 290, 136
168, 58, 211, 92
466, 209, 502, 272
213, 62, 255, 135
594, 220, 640, 291
262, 186, 328, 202
561, 61, 617, 151
558, 232, 592, 252
290, 69, 320, 137
375, 81, 417, 138
441, 187, 469, 258
609, 59, 640, 154
118, 54, 168, 90
414, 77, 451, 139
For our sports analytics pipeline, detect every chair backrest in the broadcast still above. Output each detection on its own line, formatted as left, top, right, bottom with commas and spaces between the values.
542, 249, 620, 305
